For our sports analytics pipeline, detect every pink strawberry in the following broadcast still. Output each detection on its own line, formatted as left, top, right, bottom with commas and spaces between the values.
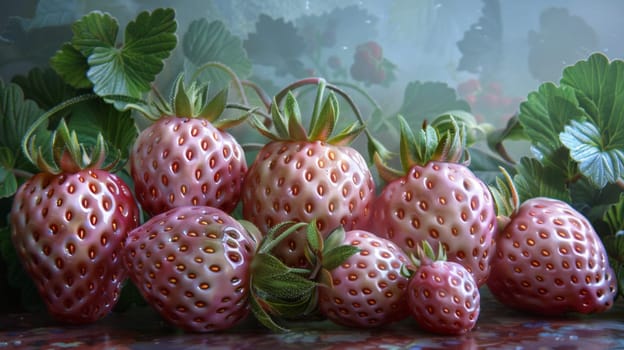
403, 241, 480, 335
242, 81, 375, 267
369, 116, 497, 286
317, 229, 410, 328
122, 206, 257, 332
10, 121, 140, 323
487, 196, 617, 315
350, 41, 394, 85
130, 77, 247, 216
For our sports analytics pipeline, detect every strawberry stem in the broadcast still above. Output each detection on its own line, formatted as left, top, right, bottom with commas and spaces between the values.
190, 61, 249, 106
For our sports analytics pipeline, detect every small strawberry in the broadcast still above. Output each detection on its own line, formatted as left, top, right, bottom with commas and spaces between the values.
130, 75, 248, 216
350, 41, 395, 86
10, 120, 140, 323
317, 229, 410, 328
487, 188, 617, 315
402, 241, 480, 335
122, 206, 257, 332
242, 80, 376, 267
370, 116, 497, 286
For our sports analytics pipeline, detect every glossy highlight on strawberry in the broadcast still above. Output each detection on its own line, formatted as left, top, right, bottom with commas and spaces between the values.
122, 206, 256, 332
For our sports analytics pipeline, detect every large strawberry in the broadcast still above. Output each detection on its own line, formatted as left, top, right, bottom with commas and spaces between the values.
369, 116, 497, 286
122, 206, 257, 332
487, 194, 617, 315
317, 229, 410, 328
402, 241, 480, 335
130, 76, 248, 216
242, 80, 376, 267
10, 121, 140, 323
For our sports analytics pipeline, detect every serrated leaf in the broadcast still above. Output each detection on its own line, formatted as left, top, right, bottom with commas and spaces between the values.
0, 147, 18, 198
86, 8, 177, 101
251, 253, 315, 300
71, 11, 118, 56
50, 43, 92, 89
561, 53, 624, 135
560, 119, 624, 188
183, 19, 252, 92
12, 67, 78, 111
518, 82, 588, 158
513, 157, 571, 203
0, 80, 48, 173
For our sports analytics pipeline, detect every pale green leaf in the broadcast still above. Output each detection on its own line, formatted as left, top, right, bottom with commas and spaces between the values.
0, 147, 18, 198
518, 82, 587, 158
560, 119, 624, 188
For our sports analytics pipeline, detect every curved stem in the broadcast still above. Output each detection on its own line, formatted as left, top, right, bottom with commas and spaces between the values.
242, 80, 271, 111
191, 61, 249, 106
22, 93, 100, 167
331, 80, 382, 112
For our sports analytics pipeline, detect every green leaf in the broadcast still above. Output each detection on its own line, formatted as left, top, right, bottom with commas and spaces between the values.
0, 80, 48, 174
518, 82, 587, 158
50, 43, 92, 89
249, 290, 288, 332
397, 81, 471, 128
0, 147, 17, 198
12, 67, 78, 111
70, 11, 118, 56
183, 19, 252, 92
86, 8, 177, 101
602, 194, 624, 236
251, 253, 315, 300
284, 92, 307, 140
513, 157, 571, 203
561, 54, 624, 135
306, 220, 322, 254
308, 92, 337, 141
560, 119, 624, 188
200, 88, 228, 123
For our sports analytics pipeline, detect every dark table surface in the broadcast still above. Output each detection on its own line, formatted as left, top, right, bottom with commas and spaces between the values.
1, 290, 623, 350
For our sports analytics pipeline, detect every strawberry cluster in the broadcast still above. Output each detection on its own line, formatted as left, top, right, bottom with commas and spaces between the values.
8, 77, 618, 337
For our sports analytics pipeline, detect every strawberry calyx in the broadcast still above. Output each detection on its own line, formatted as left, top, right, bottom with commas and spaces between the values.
488, 166, 521, 228
21, 94, 118, 175
373, 114, 467, 183
400, 240, 447, 278
249, 77, 392, 161
249, 221, 359, 332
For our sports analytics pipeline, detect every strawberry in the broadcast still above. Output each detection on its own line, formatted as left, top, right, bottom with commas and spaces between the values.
242, 80, 375, 267
369, 116, 497, 286
403, 241, 480, 335
10, 121, 140, 323
487, 196, 617, 315
350, 41, 395, 86
317, 229, 410, 328
130, 76, 248, 216
122, 206, 257, 332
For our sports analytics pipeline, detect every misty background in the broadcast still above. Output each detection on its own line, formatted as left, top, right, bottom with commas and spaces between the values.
1, 0, 622, 132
